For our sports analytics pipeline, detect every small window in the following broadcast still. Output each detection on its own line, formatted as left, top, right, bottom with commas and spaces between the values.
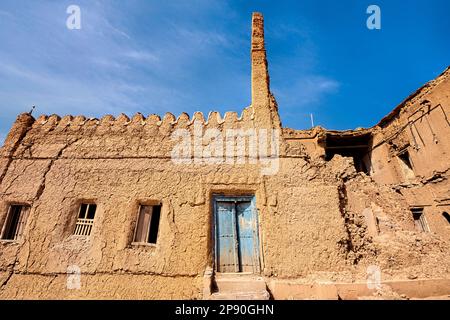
74, 203, 97, 236
134, 204, 161, 244
398, 150, 415, 180
1, 205, 30, 241
443, 212, 450, 224
411, 208, 428, 232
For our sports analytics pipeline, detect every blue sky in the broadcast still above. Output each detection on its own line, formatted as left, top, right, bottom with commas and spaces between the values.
0, 0, 449, 144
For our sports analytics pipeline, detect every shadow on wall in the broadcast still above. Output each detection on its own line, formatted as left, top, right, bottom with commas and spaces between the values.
443, 212, 450, 224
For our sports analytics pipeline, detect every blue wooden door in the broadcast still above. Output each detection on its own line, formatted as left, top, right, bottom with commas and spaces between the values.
216, 201, 239, 272
215, 197, 260, 273
236, 201, 257, 272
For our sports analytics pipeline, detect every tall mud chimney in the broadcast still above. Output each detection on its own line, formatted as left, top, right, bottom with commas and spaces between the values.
251, 12, 280, 128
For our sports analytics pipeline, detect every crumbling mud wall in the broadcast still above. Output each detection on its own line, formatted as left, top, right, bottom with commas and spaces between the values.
370, 67, 450, 243
268, 67, 450, 294
0, 108, 267, 299
335, 157, 450, 282
0, 12, 449, 300
371, 67, 450, 184
0, 104, 355, 299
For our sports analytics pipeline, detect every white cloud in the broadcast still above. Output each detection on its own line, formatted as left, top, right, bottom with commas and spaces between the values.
0, 1, 339, 137
274, 75, 340, 107
0, 9, 14, 19
122, 50, 159, 63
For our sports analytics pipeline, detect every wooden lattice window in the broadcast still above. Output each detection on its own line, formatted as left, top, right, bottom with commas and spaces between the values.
74, 203, 96, 236
133, 204, 161, 244
1, 205, 30, 241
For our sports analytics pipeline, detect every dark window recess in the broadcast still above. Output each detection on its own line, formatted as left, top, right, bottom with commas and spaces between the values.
134, 205, 161, 244
78, 203, 88, 218
324, 133, 372, 174
397, 149, 415, 181
443, 212, 450, 224
1, 205, 29, 240
411, 208, 428, 232
74, 203, 97, 236
398, 151, 414, 171
87, 204, 97, 219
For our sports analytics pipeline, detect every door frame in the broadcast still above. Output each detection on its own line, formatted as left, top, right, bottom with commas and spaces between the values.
212, 195, 261, 274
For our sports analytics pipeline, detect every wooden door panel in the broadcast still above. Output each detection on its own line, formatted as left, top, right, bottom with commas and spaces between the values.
216, 201, 238, 272
236, 201, 256, 272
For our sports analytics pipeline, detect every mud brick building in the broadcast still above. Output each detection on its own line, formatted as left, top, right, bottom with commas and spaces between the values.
0, 13, 449, 299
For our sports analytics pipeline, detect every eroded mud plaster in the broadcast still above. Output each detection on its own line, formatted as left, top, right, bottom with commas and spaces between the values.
0, 13, 449, 299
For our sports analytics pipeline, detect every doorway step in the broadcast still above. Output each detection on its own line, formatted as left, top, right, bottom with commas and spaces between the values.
209, 273, 270, 300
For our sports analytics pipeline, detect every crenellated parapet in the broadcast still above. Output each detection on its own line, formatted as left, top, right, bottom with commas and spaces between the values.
2, 12, 285, 162
5, 105, 273, 160
25, 107, 258, 135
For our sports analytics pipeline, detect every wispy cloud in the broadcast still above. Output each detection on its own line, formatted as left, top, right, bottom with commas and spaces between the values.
0, 0, 446, 137
0, 1, 233, 137
275, 76, 340, 107
122, 50, 159, 62
0, 0, 342, 138
273, 75, 340, 128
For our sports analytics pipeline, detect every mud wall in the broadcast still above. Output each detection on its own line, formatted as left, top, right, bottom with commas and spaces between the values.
0, 106, 354, 299
370, 68, 450, 242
